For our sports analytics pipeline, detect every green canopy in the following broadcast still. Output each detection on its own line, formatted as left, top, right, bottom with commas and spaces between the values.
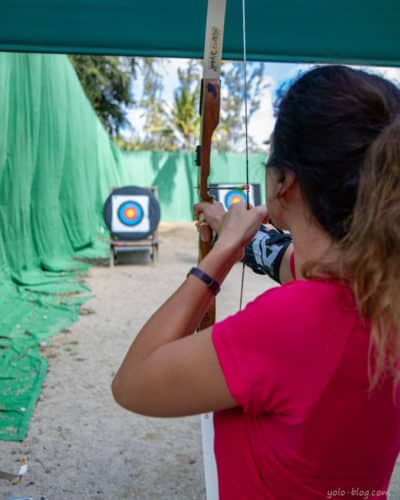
1, 1, 400, 66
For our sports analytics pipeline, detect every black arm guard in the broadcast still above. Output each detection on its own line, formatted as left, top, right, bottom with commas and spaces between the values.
243, 226, 292, 283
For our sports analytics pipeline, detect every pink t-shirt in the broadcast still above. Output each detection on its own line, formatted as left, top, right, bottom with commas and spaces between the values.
212, 279, 400, 499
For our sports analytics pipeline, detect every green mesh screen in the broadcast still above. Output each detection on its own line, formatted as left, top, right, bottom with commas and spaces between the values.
0, 52, 128, 440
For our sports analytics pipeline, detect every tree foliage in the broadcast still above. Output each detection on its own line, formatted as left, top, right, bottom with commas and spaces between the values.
217, 62, 269, 151
169, 61, 201, 150
69, 55, 136, 136
71, 55, 269, 151
122, 59, 269, 152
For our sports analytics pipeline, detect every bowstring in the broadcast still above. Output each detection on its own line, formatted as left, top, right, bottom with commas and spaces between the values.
239, 0, 250, 310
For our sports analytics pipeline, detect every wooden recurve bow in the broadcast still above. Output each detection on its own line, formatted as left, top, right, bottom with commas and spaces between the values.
196, 0, 227, 332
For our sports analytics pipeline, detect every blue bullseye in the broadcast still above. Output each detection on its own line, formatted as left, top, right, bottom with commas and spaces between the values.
118, 201, 144, 226
224, 190, 248, 208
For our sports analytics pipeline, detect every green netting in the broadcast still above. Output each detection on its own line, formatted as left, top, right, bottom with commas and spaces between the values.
0, 52, 267, 440
0, 52, 132, 440
0, 345, 48, 441
0, 279, 86, 441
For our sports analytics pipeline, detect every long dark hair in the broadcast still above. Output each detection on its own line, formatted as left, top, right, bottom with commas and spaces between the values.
269, 65, 400, 389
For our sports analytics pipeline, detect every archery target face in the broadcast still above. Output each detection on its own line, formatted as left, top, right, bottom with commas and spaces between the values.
224, 189, 248, 207
111, 195, 150, 233
118, 201, 143, 226
216, 184, 258, 210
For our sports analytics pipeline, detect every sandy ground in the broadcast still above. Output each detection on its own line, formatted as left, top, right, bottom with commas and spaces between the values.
1, 222, 400, 500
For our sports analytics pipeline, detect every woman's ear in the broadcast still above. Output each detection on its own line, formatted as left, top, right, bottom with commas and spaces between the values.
277, 170, 297, 199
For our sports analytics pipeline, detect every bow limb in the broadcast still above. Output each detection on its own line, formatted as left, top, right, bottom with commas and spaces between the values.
197, 77, 220, 330
196, 0, 227, 331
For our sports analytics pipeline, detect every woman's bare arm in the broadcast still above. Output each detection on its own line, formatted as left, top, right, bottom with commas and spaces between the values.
112, 203, 267, 417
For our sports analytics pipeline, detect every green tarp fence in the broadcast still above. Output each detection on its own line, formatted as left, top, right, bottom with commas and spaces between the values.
0, 51, 130, 441
0, 52, 266, 441
121, 151, 266, 221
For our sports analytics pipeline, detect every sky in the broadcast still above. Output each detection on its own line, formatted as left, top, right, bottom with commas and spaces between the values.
125, 60, 400, 150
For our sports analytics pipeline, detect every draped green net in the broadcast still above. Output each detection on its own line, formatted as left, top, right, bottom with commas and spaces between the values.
0, 52, 126, 440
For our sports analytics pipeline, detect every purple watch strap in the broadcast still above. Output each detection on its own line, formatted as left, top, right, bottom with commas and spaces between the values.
187, 267, 220, 295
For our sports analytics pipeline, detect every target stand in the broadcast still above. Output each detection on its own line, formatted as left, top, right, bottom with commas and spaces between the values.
103, 186, 161, 266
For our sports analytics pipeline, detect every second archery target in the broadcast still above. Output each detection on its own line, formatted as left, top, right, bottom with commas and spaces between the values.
209, 183, 261, 210
103, 186, 161, 241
